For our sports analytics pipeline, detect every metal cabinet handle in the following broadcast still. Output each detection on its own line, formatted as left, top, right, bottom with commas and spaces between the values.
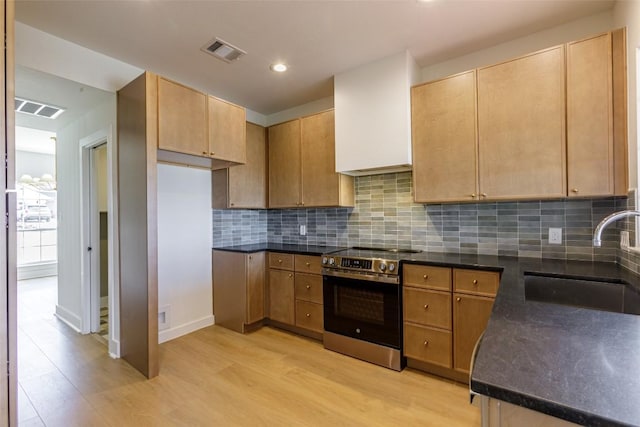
278, 259, 283, 263
456, 297, 461, 302
423, 275, 428, 280
288, 273, 293, 278
470, 194, 476, 198
423, 304, 429, 310
473, 279, 478, 285
202, 151, 207, 155
210, 152, 215, 156
306, 313, 310, 317
571, 188, 579, 193
423, 341, 429, 346
306, 285, 311, 289
305, 262, 310, 266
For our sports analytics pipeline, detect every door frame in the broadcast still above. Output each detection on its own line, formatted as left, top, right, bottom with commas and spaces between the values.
79, 126, 120, 357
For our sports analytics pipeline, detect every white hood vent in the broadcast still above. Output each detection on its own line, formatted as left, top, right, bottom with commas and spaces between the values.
202, 38, 246, 63
334, 51, 419, 176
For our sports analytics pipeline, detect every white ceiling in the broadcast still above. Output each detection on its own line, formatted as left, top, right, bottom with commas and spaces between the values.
15, 0, 615, 115
15, 64, 113, 133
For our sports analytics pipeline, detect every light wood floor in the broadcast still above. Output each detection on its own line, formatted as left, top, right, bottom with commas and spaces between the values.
18, 277, 480, 426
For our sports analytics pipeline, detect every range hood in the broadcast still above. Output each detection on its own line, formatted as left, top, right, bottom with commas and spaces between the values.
334, 51, 419, 176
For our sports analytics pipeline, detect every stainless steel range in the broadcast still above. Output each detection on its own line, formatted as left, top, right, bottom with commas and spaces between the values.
321, 247, 421, 371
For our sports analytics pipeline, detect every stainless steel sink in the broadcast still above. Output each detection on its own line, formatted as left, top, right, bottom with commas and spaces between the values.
524, 273, 640, 315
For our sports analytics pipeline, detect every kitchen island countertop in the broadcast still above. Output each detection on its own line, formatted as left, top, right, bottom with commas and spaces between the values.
402, 252, 640, 427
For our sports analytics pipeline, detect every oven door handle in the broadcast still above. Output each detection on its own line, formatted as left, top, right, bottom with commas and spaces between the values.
322, 268, 399, 284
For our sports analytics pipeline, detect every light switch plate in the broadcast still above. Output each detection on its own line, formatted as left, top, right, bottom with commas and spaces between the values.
299, 225, 307, 236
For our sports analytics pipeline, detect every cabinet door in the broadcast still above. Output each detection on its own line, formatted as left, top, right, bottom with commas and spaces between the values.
213, 122, 267, 209
268, 269, 295, 325
453, 293, 494, 374
208, 96, 246, 163
301, 110, 340, 207
157, 77, 208, 156
212, 250, 247, 333
269, 120, 301, 208
567, 33, 613, 197
412, 71, 478, 203
246, 252, 265, 325
477, 46, 566, 200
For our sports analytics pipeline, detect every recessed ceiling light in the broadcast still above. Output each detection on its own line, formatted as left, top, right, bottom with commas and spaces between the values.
270, 63, 288, 73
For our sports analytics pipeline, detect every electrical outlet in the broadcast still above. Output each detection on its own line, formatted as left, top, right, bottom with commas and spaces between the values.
621, 231, 630, 249
548, 228, 562, 245
299, 225, 307, 236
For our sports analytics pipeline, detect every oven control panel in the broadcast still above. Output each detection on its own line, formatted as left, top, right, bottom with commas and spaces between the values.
322, 256, 398, 275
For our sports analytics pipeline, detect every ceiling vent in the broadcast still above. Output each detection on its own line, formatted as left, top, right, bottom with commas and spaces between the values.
15, 97, 65, 119
201, 38, 246, 63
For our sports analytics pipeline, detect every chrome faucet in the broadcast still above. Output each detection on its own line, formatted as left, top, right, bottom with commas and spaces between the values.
593, 210, 640, 247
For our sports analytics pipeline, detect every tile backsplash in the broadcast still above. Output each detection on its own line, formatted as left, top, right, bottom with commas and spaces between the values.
214, 172, 624, 262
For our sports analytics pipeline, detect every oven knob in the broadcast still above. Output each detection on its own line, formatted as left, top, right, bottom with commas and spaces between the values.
388, 263, 396, 272
379, 263, 387, 272
329, 257, 336, 266
322, 256, 328, 265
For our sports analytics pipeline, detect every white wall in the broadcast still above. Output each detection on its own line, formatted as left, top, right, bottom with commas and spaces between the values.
420, 11, 614, 83
265, 96, 334, 127
16, 150, 55, 180
613, 1, 640, 190
157, 164, 213, 343
55, 98, 116, 332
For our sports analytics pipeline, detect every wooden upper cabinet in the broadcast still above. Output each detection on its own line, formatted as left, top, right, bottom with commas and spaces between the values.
212, 122, 267, 209
412, 71, 478, 203
301, 110, 354, 207
477, 46, 566, 200
268, 110, 354, 208
269, 119, 302, 208
208, 96, 246, 163
157, 77, 208, 156
567, 32, 622, 198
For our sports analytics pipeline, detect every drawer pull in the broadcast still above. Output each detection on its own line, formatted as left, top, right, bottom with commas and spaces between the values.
473, 279, 478, 285
278, 259, 283, 263
305, 262, 311, 267
423, 275, 428, 280
306, 313, 310, 317
210, 152, 215, 156
202, 151, 207, 155
423, 304, 429, 310
423, 341, 429, 346
456, 297, 461, 302
306, 285, 311, 289
288, 273, 293, 278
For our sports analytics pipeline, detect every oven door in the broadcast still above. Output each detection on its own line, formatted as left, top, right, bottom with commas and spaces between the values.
323, 274, 401, 349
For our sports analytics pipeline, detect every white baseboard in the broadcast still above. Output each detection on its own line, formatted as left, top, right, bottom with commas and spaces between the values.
158, 314, 214, 344
18, 262, 57, 281
109, 338, 120, 358
55, 305, 82, 333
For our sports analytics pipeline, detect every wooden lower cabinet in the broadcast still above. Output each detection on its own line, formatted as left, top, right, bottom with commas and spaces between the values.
269, 268, 295, 325
268, 253, 325, 335
453, 292, 494, 374
295, 300, 323, 333
403, 263, 498, 382
404, 323, 451, 368
213, 250, 266, 333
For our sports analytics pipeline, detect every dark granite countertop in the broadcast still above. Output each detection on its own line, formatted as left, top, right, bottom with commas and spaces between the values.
212, 243, 345, 256
402, 252, 640, 427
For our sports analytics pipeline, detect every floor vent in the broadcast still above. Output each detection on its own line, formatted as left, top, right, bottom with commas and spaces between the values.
201, 38, 246, 63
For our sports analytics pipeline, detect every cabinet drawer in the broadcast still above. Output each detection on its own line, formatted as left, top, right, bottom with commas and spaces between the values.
403, 287, 451, 330
269, 252, 294, 270
403, 264, 452, 291
295, 255, 322, 275
295, 273, 323, 304
453, 269, 500, 297
295, 300, 324, 333
404, 323, 452, 368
